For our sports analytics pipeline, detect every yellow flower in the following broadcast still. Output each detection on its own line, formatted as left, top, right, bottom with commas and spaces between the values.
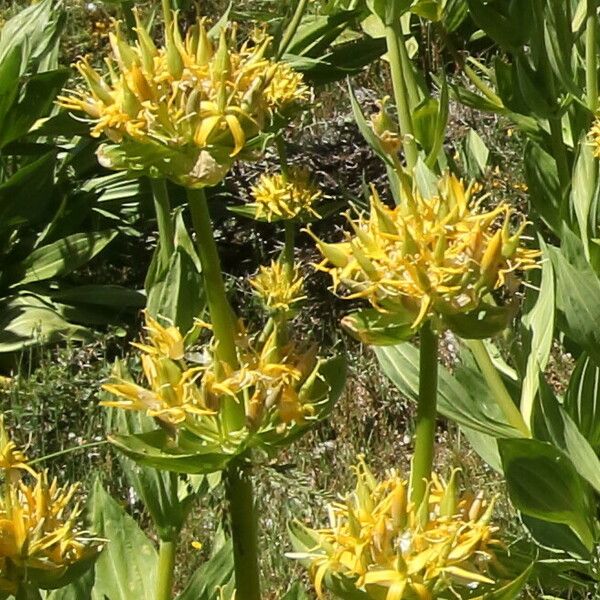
293, 460, 500, 600
309, 173, 539, 329
249, 261, 306, 316
0, 417, 36, 477
132, 312, 185, 360
371, 96, 402, 156
248, 168, 322, 222
58, 9, 308, 188
0, 423, 100, 594
103, 315, 319, 436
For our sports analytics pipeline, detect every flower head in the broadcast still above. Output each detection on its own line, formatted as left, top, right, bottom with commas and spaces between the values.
309, 173, 539, 330
58, 9, 307, 188
248, 168, 322, 222
250, 261, 306, 316
132, 312, 186, 360
103, 313, 322, 440
292, 460, 501, 600
0, 423, 99, 594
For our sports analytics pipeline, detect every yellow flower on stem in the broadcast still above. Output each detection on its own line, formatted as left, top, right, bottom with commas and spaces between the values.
58, 7, 308, 187
308, 173, 539, 331
0, 422, 100, 595
103, 313, 321, 440
249, 260, 306, 316
291, 460, 501, 600
248, 168, 322, 222
132, 312, 186, 360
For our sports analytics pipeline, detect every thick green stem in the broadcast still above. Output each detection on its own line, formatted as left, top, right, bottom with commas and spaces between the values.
385, 19, 419, 170
467, 340, 531, 437
155, 539, 176, 600
410, 322, 438, 507
187, 188, 244, 430
277, 0, 310, 60
225, 459, 261, 600
587, 0, 598, 112
150, 179, 175, 269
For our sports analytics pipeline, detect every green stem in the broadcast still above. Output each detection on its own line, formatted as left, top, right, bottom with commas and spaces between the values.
467, 340, 531, 437
277, 0, 310, 60
396, 21, 420, 110
150, 179, 175, 269
187, 188, 244, 430
155, 539, 176, 600
549, 118, 571, 194
225, 459, 261, 600
283, 220, 295, 271
587, 0, 598, 112
385, 19, 419, 170
27, 441, 107, 466
410, 321, 438, 508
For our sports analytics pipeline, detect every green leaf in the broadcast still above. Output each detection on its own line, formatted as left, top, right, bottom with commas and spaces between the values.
0, 294, 89, 353
281, 583, 310, 600
460, 128, 489, 179
109, 429, 236, 474
49, 285, 145, 309
442, 303, 512, 339
498, 438, 595, 550
520, 253, 555, 426
348, 81, 394, 168
443, 0, 469, 31
532, 376, 600, 494
89, 480, 158, 600
571, 136, 598, 259
548, 239, 600, 363
521, 515, 591, 559
0, 68, 69, 148
564, 353, 600, 451
175, 541, 234, 600
523, 142, 562, 235
0, 151, 57, 232
375, 343, 523, 437
11, 231, 118, 286
0, 47, 22, 136
471, 562, 533, 600
341, 308, 414, 345
466, 0, 528, 49
46, 567, 95, 600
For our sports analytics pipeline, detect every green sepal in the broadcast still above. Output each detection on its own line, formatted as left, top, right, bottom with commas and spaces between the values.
443, 303, 513, 339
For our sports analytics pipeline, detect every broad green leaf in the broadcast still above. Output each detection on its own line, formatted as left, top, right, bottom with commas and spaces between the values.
0, 151, 57, 232
89, 480, 157, 600
564, 353, 600, 451
0, 47, 22, 137
413, 97, 439, 156
11, 231, 118, 286
466, 0, 528, 49
498, 438, 595, 550
47, 568, 95, 600
571, 137, 598, 259
471, 562, 533, 600
375, 343, 523, 437
0, 294, 89, 353
443, 0, 469, 31
520, 254, 555, 426
282, 583, 310, 600
1, 68, 69, 148
460, 128, 489, 179
109, 429, 237, 474
460, 426, 503, 472
50, 285, 145, 309
522, 515, 591, 558
532, 376, 600, 494
548, 241, 600, 363
523, 142, 562, 235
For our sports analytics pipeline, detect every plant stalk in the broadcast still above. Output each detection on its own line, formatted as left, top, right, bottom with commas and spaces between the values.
587, 0, 598, 112
225, 459, 261, 600
410, 321, 438, 507
277, 0, 310, 60
150, 179, 175, 270
187, 188, 244, 430
120, 0, 137, 39
467, 340, 531, 437
155, 539, 176, 600
385, 19, 419, 170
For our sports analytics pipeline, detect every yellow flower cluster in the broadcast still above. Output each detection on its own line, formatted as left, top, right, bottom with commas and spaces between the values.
0, 420, 99, 595
310, 173, 539, 329
295, 460, 500, 600
249, 168, 322, 222
103, 313, 318, 433
250, 261, 306, 316
58, 8, 307, 187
